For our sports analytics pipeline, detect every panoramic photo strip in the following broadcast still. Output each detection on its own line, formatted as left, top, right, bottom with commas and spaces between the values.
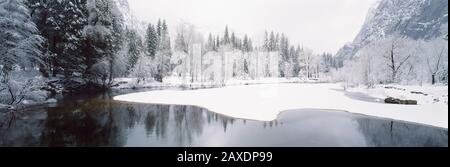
0, 0, 448, 165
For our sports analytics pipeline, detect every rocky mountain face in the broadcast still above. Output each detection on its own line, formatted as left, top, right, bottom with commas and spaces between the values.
335, 0, 448, 66
114, 0, 147, 36
115, 0, 136, 29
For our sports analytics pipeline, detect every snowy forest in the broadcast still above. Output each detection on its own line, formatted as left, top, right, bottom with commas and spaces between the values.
0, 0, 448, 109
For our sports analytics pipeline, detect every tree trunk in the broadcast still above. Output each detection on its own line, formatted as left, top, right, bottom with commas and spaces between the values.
39, 63, 49, 78
390, 46, 396, 83
109, 58, 114, 86
432, 74, 436, 85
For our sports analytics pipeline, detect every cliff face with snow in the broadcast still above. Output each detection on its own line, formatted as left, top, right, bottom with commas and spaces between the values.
335, 0, 448, 65
114, 0, 147, 36
115, 0, 134, 29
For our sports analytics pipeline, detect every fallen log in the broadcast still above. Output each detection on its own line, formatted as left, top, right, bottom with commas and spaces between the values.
384, 97, 418, 105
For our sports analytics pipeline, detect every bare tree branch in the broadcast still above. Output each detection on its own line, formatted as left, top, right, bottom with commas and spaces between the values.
434, 47, 444, 73
396, 54, 412, 72
427, 55, 434, 74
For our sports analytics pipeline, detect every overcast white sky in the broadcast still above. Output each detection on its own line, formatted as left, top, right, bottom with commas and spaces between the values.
129, 0, 378, 54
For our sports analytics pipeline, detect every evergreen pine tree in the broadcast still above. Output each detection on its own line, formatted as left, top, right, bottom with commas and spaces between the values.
145, 23, 158, 58
269, 31, 275, 52
293, 45, 301, 77
243, 34, 249, 52
263, 31, 269, 52
59, 0, 89, 77
207, 33, 214, 52
156, 18, 162, 38
248, 38, 253, 52
236, 38, 242, 50
223, 25, 230, 45
289, 46, 297, 77
216, 36, 220, 50
231, 32, 236, 48
275, 33, 280, 51
279, 34, 290, 77
125, 29, 142, 74
25, 0, 88, 77
155, 19, 172, 82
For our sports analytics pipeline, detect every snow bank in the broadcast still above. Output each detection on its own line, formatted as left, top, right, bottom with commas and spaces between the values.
114, 83, 448, 128
113, 77, 322, 90
347, 85, 448, 105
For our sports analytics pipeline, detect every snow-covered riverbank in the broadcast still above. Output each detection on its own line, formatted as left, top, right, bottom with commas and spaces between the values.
114, 83, 448, 128
112, 77, 325, 89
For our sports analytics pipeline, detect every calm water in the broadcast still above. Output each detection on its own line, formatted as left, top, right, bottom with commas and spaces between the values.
0, 89, 448, 147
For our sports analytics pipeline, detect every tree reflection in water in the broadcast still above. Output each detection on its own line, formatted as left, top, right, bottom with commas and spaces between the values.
0, 99, 447, 147
356, 118, 448, 147
0, 99, 239, 146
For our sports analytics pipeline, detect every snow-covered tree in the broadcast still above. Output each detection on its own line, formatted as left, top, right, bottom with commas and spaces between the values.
247, 38, 253, 52
222, 25, 230, 45
300, 48, 315, 78
145, 23, 158, 58
263, 31, 269, 52
286, 46, 297, 78
230, 32, 236, 48
175, 22, 203, 53
334, 34, 449, 86
269, 31, 276, 52
215, 36, 221, 51
417, 38, 448, 85
0, 0, 47, 108
174, 32, 188, 53
379, 35, 415, 83
58, 0, 89, 77
156, 19, 162, 38
170, 51, 188, 78
319, 53, 335, 74
24, 0, 52, 76
0, 0, 44, 74
130, 53, 155, 84
275, 33, 280, 51
206, 33, 215, 52
292, 45, 302, 77
125, 29, 143, 74
243, 59, 249, 76
154, 20, 172, 82
242, 34, 253, 52
24, 0, 88, 77
278, 34, 290, 77
349, 43, 387, 87
83, 0, 124, 86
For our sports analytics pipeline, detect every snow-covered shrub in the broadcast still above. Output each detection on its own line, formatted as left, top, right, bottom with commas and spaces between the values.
114, 44, 132, 78
88, 58, 110, 86
129, 55, 156, 83
0, 69, 47, 108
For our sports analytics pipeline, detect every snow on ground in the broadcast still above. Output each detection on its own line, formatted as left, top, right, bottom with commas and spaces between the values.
114, 83, 448, 128
347, 84, 448, 105
113, 77, 324, 89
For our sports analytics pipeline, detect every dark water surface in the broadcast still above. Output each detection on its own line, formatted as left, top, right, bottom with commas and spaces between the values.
0, 89, 447, 147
